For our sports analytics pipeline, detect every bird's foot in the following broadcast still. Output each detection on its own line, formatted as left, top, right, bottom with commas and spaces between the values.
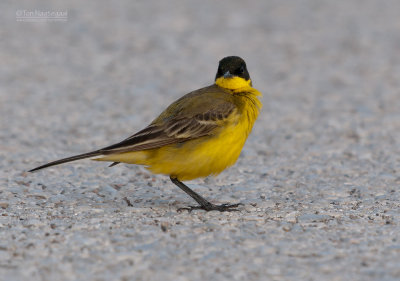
178, 203, 242, 212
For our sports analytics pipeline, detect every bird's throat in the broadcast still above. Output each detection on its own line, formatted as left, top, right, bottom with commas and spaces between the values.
215, 77, 252, 90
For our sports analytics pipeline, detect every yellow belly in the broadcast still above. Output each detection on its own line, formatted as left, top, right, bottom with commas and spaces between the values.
96, 122, 249, 181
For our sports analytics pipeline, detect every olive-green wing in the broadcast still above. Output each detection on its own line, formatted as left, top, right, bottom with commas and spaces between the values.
99, 86, 236, 154
99, 105, 235, 154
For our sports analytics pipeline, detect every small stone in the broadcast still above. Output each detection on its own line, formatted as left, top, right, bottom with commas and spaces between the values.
0, 202, 9, 209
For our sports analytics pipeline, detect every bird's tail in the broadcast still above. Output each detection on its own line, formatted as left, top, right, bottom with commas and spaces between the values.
29, 150, 103, 172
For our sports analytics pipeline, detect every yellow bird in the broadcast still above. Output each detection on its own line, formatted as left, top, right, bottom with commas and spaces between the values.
29, 56, 262, 211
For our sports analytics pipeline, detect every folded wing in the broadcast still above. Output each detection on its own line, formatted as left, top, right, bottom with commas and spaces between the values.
99, 103, 236, 155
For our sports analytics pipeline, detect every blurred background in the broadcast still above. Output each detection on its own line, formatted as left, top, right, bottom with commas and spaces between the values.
1, 0, 400, 158
1, 0, 400, 280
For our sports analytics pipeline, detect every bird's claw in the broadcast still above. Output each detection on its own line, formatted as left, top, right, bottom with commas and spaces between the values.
177, 203, 243, 212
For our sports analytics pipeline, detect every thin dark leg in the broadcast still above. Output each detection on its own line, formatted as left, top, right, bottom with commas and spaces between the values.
170, 176, 241, 212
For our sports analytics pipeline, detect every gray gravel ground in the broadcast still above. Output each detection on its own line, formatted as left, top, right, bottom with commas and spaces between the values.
1, 0, 400, 280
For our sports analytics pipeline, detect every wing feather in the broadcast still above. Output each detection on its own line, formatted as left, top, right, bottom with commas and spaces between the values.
99, 103, 236, 155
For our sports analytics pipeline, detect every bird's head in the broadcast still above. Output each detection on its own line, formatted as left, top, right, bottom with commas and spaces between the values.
215, 56, 252, 90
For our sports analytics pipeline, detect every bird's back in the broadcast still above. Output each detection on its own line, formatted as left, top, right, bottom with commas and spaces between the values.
151, 84, 237, 124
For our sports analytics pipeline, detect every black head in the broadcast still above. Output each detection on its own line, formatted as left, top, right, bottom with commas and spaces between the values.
215, 56, 250, 81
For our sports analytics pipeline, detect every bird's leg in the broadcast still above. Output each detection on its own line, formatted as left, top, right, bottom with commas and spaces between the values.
170, 176, 241, 212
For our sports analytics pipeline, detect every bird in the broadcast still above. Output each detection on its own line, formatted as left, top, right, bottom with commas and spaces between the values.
29, 56, 262, 211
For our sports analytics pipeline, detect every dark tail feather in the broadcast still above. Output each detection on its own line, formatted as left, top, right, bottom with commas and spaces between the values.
29, 150, 103, 172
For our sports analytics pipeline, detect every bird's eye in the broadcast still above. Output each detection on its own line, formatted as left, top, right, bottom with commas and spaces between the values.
238, 66, 245, 74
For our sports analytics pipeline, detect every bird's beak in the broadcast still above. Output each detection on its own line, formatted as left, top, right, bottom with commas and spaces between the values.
223, 71, 233, 79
